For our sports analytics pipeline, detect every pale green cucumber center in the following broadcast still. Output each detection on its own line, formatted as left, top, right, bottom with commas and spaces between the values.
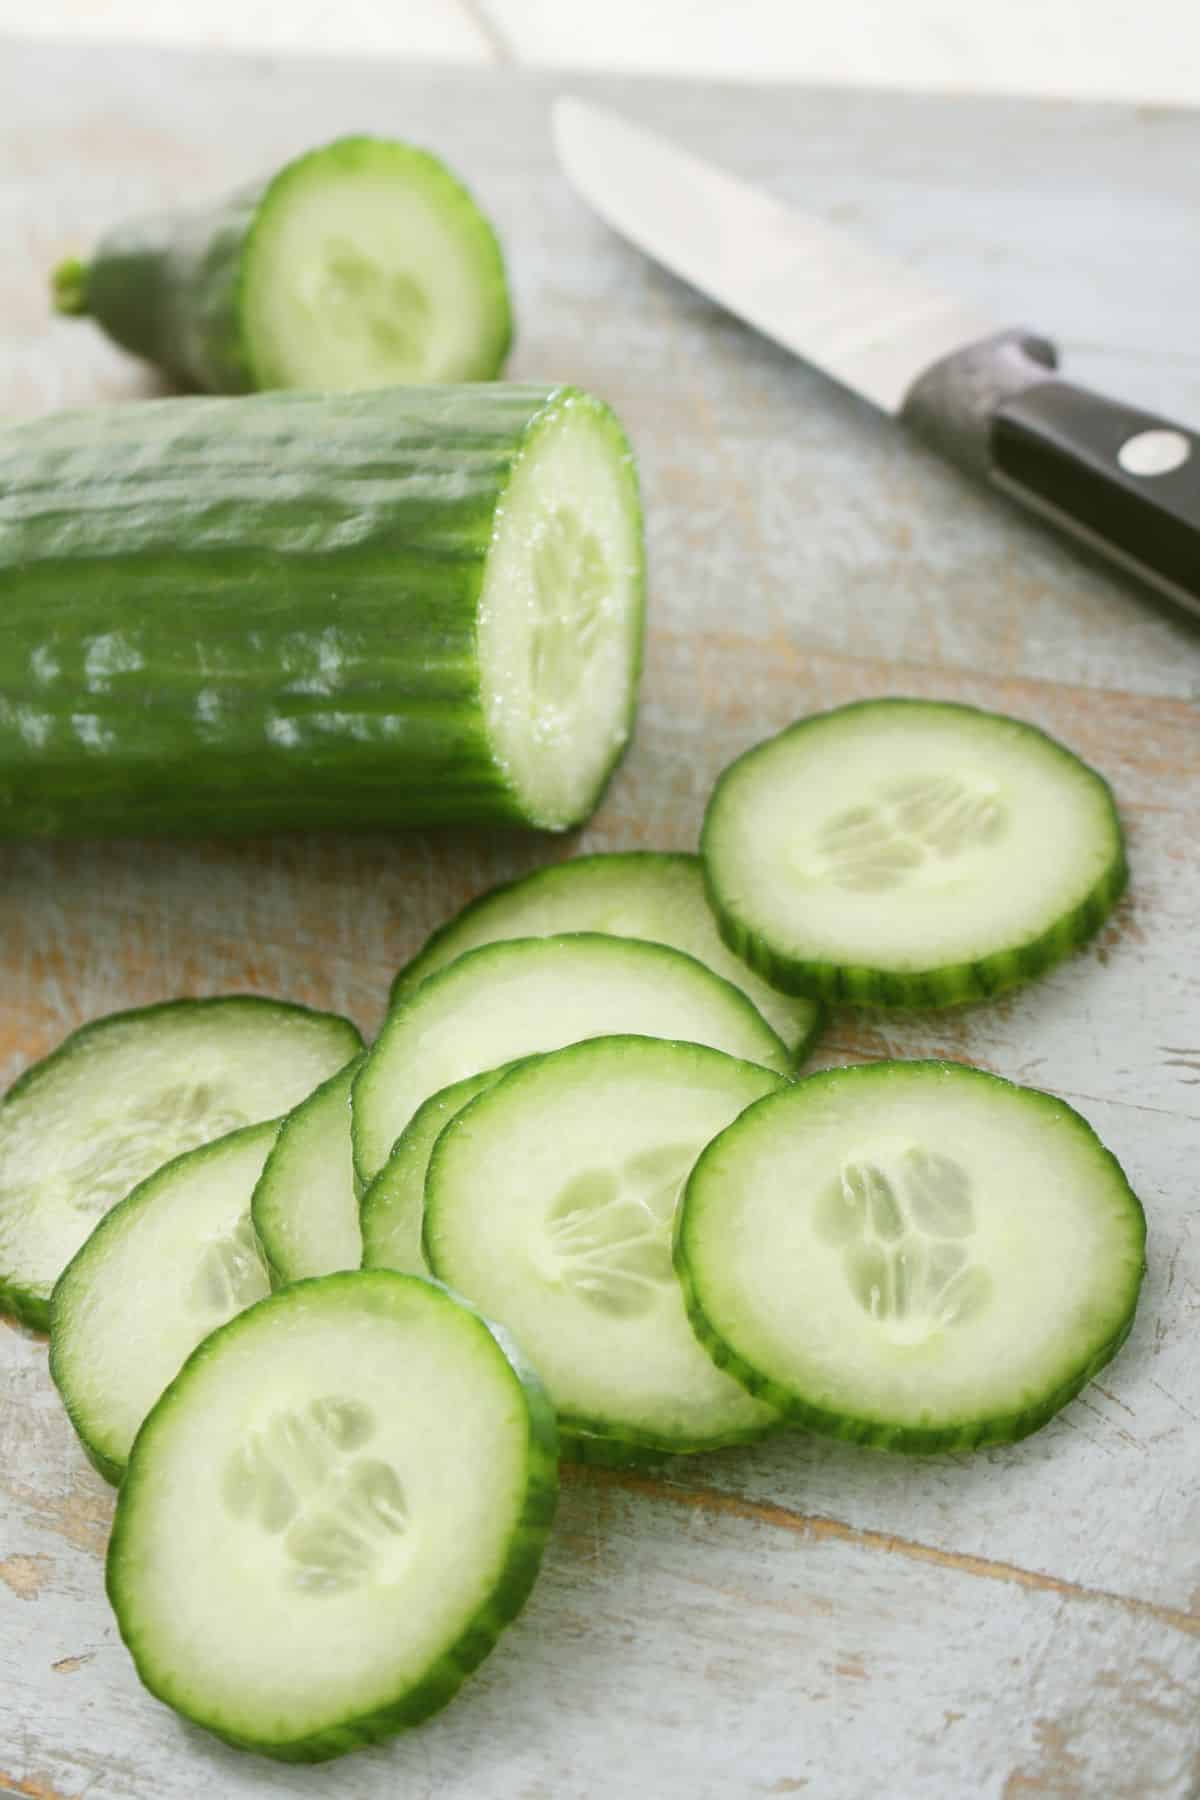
477, 398, 642, 830
64, 1080, 248, 1218
243, 158, 502, 389
541, 1144, 692, 1318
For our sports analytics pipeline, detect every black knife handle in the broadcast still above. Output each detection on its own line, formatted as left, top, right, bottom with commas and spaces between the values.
900, 329, 1200, 619
991, 383, 1200, 613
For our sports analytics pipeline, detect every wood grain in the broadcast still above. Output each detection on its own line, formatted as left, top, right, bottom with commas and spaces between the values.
2, 39, 1199, 1800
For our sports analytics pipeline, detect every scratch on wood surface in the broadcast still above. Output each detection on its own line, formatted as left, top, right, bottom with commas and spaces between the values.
49, 1653, 94, 1675
0, 1475, 112, 1557
0, 1554, 53, 1599
0, 1772, 79, 1800
566, 1467, 1200, 1639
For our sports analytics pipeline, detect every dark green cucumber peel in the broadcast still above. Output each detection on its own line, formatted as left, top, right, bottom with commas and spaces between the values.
700, 699, 1128, 1009
52, 136, 512, 393
0, 384, 644, 839
674, 1061, 1147, 1453
106, 1272, 560, 1763
388, 851, 826, 1062
0, 996, 362, 1332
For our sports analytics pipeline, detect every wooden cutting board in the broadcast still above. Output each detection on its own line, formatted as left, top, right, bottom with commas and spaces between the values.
2, 38, 1199, 1800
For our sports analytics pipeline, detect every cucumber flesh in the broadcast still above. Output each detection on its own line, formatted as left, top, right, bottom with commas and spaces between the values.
50, 1122, 277, 1483
676, 1061, 1146, 1451
352, 934, 792, 1187
424, 1037, 784, 1455
359, 1067, 511, 1277
243, 138, 511, 390
105, 1272, 558, 1761
701, 699, 1127, 1006
389, 851, 822, 1057
252, 1058, 364, 1287
0, 998, 362, 1330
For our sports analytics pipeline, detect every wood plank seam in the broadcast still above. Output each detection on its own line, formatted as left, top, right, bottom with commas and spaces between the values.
566, 1464, 1200, 1639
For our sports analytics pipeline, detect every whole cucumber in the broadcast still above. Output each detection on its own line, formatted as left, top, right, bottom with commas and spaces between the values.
0, 385, 644, 838
52, 136, 512, 392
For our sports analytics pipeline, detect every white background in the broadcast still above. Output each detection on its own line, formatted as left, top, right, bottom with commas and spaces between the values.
0, 0, 1197, 104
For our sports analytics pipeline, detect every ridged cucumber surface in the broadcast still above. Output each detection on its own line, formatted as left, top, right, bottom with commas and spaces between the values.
352, 934, 792, 1187
53, 136, 511, 392
252, 1057, 364, 1286
675, 1061, 1146, 1451
389, 852, 823, 1057
106, 1272, 558, 1761
424, 1037, 785, 1457
50, 1121, 278, 1483
0, 997, 361, 1330
0, 384, 644, 838
701, 699, 1127, 1007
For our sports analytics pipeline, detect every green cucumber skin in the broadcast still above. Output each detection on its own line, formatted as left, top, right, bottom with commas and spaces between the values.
252, 1055, 366, 1289
0, 384, 637, 839
388, 851, 827, 1064
60, 181, 262, 392
0, 996, 362, 1332
53, 137, 512, 393
674, 1060, 1148, 1453
105, 1272, 560, 1763
701, 700, 1129, 1009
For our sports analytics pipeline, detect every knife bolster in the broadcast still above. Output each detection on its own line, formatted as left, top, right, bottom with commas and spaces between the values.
900, 329, 1057, 477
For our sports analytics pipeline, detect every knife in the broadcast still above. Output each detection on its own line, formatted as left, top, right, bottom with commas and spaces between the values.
553, 98, 1200, 619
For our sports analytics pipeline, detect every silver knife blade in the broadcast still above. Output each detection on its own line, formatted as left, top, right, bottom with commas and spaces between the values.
553, 97, 996, 415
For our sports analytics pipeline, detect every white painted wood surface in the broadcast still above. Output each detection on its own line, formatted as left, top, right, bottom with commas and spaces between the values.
2, 41, 1200, 1799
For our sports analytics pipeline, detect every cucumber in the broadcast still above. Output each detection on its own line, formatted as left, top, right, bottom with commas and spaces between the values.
701, 699, 1127, 1007
0, 998, 361, 1331
675, 1061, 1146, 1451
53, 137, 511, 392
359, 1067, 511, 1277
252, 1058, 364, 1287
424, 1037, 784, 1457
106, 1272, 558, 1761
0, 384, 644, 838
50, 1122, 278, 1483
390, 852, 823, 1057
352, 934, 792, 1187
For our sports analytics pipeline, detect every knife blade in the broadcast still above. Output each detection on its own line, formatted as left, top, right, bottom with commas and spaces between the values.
554, 97, 1200, 619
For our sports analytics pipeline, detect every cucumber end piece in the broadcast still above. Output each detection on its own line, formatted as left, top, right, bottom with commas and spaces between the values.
51, 258, 90, 317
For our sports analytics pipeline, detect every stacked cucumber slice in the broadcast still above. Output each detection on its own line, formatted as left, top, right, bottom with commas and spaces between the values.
3, 705, 1142, 1763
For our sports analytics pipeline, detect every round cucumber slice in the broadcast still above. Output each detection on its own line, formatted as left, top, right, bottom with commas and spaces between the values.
389, 851, 823, 1058
0, 997, 362, 1330
106, 1271, 558, 1762
352, 934, 792, 1187
360, 1067, 513, 1277
51, 1122, 278, 1483
252, 1056, 365, 1287
701, 699, 1127, 1007
424, 1037, 786, 1457
242, 137, 512, 390
676, 1061, 1146, 1451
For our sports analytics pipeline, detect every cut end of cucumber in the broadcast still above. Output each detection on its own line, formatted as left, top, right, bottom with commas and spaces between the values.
478, 391, 645, 830
51, 257, 90, 317
241, 136, 512, 390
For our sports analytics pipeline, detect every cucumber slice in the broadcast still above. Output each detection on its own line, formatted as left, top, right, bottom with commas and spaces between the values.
676, 1061, 1146, 1451
424, 1037, 785, 1456
0, 385, 643, 838
360, 1067, 511, 1277
390, 852, 823, 1057
352, 935, 792, 1186
0, 998, 361, 1330
54, 136, 512, 392
252, 1057, 364, 1287
701, 699, 1127, 1007
106, 1272, 558, 1761
50, 1122, 278, 1483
